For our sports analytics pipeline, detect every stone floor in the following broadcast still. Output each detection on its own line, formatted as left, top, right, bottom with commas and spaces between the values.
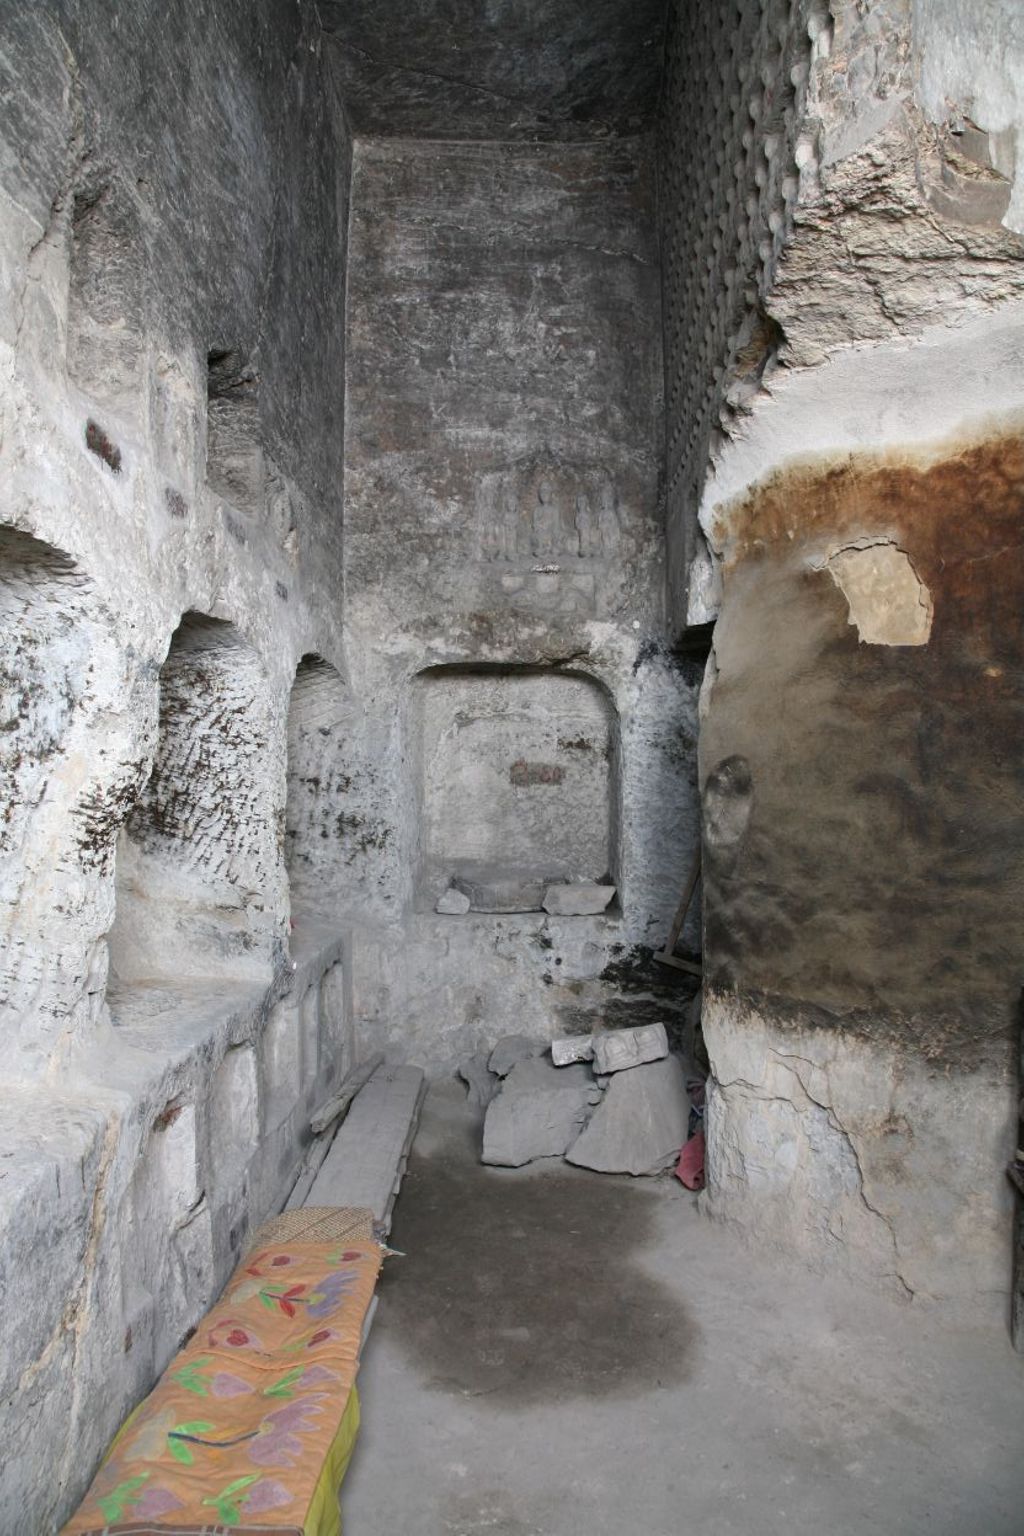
343, 1082, 1024, 1536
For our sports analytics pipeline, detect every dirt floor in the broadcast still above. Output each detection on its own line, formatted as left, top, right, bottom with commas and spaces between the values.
342, 1082, 1024, 1535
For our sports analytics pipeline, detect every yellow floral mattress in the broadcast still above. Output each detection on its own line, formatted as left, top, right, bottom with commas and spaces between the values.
62, 1216, 382, 1535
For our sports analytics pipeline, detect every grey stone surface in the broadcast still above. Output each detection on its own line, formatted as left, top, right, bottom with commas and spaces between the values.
591, 1022, 668, 1075
319, 0, 670, 141
567, 1056, 689, 1175
542, 882, 616, 916
457, 1051, 499, 1111
308, 1064, 427, 1227
551, 1034, 594, 1066
4, 3, 1022, 1529
488, 1035, 548, 1079
482, 1059, 595, 1168
436, 886, 471, 915
0, 2, 356, 1525
341, 131, 701, 1066
344, 1083, 1024, 1536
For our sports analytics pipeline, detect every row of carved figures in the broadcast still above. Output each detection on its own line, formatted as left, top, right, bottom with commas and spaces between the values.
480, 479, 620, 562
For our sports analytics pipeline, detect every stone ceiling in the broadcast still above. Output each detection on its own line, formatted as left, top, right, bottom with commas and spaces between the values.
318, 0, 671, 140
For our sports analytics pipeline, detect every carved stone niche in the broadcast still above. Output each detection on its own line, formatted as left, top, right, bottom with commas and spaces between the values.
414, 665, 620, 914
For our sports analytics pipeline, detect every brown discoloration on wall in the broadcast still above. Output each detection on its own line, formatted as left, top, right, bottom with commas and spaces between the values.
702, 425, 1024, 1068
509, 760, 565, 787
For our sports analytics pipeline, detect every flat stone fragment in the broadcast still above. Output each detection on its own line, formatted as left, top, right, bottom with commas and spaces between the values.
591, 1022, 668, 1076
436, 885, 471, 914
307, 1064, 427, 1227
566, 1055, 689, 1176
482, 1058, 595, 1167
488, 1033, 548, 1077
551, 1033, 594, 1066
542, 882, 616, 916
458, 1050, 499, 1109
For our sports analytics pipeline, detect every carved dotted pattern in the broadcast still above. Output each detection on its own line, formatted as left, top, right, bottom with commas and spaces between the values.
658, 0, 827, 532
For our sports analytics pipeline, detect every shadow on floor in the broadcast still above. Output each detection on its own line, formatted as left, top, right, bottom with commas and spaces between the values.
379, 1102, 698, 1406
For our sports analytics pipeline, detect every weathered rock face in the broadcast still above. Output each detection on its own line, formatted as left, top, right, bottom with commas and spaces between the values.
341, 135, 702, 1066
0, 2, 355, 1527
319, 0, 670, 141
702, 429, 1024, 1053
694, 424, 1024, 1320
656, 0, 1024, 1318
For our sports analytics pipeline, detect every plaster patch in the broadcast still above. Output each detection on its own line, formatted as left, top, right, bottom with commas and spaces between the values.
824, 540, 933, 646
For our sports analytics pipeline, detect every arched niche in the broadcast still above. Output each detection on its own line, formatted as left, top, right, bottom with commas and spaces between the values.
0, 528, 98, 940
0, 527, 96, 874
413, 664, 620, 913
107, 611, 276, 991
284, 653, 350, 925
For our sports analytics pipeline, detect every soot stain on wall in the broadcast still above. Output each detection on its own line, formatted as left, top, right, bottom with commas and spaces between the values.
701, 426, 1024, 1067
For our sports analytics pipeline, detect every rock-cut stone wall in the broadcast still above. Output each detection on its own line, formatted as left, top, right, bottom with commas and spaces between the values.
658, 0, 1024, 1322
0, 3, 356, 1528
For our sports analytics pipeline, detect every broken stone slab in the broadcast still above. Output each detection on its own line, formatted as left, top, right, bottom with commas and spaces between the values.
456, 869, 548, 913
566, 1055, 690, 1176
482, 1057, 596, 1167
591, 1022, 668, 1076
551, 1033, 594, 1066
457, 1050, 499, 1110
436, 885, 471, 914
488, 1033, 548, 1078
542, 881, 616, 916
307, 1064, 427, 1229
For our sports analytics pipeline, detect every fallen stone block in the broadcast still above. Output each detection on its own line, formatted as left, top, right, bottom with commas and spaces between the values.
591, 1022, 668, 1076
488, 1033, 547, 1077
436, 885, 471, 914
566, 1055, 689, 1176
541, 881, 616, 916
482, 1058, 595, 1167
551, 1033, 594, 1066
458, 1050, 499, 1110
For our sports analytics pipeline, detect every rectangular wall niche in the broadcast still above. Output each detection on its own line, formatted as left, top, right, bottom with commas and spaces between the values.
415, 668, 617, 913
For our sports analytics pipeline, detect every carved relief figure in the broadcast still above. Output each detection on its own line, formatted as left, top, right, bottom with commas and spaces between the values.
531, 478, 560, 559
478, 462, 622, 565
574, 491, 600, 558
597, 481, 619, 553
499, 482, 520, 560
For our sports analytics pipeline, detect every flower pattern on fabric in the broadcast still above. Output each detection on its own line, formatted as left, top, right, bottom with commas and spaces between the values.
248, 1395, 330, 1468
243, 1478, 293, 1514
133, 1487, 184, 1519
61, 1237, 381, 1536
306, 1269, 358, 1320
207, 1318, 266, 1351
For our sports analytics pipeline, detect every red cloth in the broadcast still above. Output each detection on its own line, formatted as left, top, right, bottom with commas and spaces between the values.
675, 1129, 705, 1191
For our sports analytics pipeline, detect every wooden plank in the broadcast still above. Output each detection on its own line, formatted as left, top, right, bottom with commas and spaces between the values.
652, 952, 703, 976
663, 847, 701, 955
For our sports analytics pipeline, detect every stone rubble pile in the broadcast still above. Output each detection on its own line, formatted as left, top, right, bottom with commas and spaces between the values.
463, 1021, 696, 1176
